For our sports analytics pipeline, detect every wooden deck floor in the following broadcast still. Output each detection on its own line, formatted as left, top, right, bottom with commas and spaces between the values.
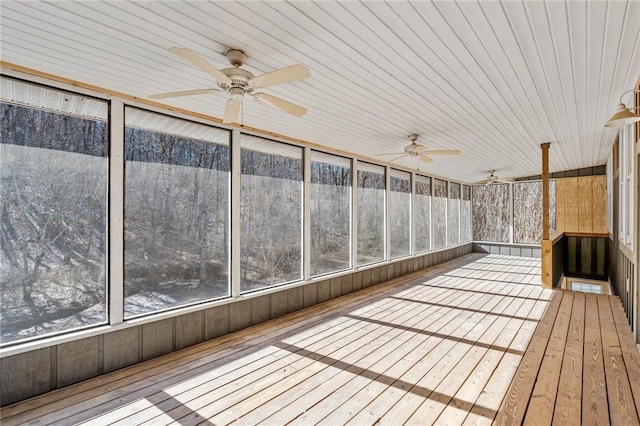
2, 254, 639, 425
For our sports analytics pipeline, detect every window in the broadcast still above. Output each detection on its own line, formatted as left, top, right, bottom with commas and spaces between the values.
241, 135, 302, 291
310, 151, 351, 276
472, 184, 510, 243
461, 185, 472, 242
433, 179, 448, 249
0, 78, 108, 344
619, 124, 635, 248
389, 169, 411, 258
448, 182, 461, 246
124, 108, 230, 318
357, 162, 385, 265
414, 175, 432, 253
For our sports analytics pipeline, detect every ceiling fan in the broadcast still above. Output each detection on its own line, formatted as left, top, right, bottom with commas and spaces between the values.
475, 170, 514, 185
376, 134, 461, 164
149, 47, 311, 124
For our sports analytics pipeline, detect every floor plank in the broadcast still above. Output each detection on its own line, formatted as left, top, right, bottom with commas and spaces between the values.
524, 291, 574, 425
494, 290, 563, 426
609, 297, 640, 418
582, 293, 610, 426
552, 291, 585, 426
598, 296, 639, 425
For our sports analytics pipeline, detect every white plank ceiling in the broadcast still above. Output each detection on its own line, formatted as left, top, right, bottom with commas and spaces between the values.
1, 0, 639, 183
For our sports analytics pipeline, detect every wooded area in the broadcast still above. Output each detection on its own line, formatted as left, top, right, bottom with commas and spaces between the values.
1, 104, 108, 343
1, 100, 472, 345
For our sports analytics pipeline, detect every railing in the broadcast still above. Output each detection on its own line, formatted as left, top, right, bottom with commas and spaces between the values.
611, 245, 637, 343
542, 231, 564, 288
542, 231, 609, 288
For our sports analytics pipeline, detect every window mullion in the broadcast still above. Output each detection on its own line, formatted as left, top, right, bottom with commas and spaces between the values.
231, 129, 242, 297
109, 99, 125, 325
303, 147, 311, 281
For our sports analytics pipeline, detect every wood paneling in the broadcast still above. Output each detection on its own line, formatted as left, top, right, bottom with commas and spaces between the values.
271, 291, 289, 318
317, 279, 331, 303
556, 176, 606, 234
204, 305, 229, 340
564, 236, 609, 281
0, 348, 51, 406
288, 286, 304, 312
251, 295, 272, 326
103, 328, 139, 373
303, 282, 318, 308
228, 299, 252, 333
141, 319, 173, 361
56, 337, 100, 388
556, 178, 566, 230
562, 178, 580, 231
175, 311, 203, 350
578, 177, 593, 232
592, 176, 607, 233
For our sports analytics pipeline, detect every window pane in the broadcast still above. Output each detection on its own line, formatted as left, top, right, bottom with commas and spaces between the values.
433, 179, 448, 249
241, 135, 302, 292
0, 78, 108, 344
357, 162, 385, 265
124, 108, 230, 318
472, 184, 510, 242
311, 151, 351, 276
513, 181, 556, 244
448, 182, 461, 245
415, 175, 431, 252
389, 169, 411, 258
461, 185, 471, 242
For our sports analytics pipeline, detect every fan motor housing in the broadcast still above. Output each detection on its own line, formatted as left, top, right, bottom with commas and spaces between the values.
218, 67, 255, 92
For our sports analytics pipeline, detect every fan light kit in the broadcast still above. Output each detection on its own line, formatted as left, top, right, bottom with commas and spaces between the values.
376, 134, 461, 165
604, 89, 640, 127
150, 47, 311, 124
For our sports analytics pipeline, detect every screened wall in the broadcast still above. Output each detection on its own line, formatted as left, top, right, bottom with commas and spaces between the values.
0, 75, 472, 346
310, 152, 351, 277
357, 162, 386, 266
1, 79, 109, 344
240, 135, 303, 291
472, 181, 556, 244
124, 108, 230, 317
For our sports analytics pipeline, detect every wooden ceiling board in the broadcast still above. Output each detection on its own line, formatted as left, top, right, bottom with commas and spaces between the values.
1, 0, 638, 183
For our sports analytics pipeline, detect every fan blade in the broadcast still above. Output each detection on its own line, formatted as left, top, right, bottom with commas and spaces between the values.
495, 178, 514, 183
170, 47, 231, 83
223, 98, 241, 124
419, 155, 433, 163
148, 88, 221, 100
375, 152, 406, 156
388, 154, 408, 163
254, 93, 307, 117
421, 149, 461, 155
250, 64, 310, 88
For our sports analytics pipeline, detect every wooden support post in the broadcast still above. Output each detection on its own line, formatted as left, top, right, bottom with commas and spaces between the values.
541, 143, 552, 288
541, 143, 550, 240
